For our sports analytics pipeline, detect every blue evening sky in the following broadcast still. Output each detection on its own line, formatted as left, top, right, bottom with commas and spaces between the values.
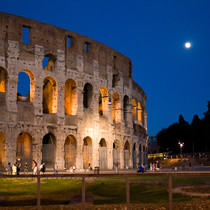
1, 0, 210, 136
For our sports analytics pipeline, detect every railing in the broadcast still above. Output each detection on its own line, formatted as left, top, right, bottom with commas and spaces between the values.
0, 171, 210, 210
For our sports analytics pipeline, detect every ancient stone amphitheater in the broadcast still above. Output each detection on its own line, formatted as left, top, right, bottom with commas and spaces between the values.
0, 12, 148, 171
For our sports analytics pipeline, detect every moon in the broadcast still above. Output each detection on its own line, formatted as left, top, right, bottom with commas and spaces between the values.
185, 42, 191, 49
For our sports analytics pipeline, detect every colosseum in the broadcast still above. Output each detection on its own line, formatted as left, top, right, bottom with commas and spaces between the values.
0, 12, 148, 171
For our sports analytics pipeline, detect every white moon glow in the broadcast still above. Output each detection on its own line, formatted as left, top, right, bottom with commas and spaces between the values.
185, 42, 191, 49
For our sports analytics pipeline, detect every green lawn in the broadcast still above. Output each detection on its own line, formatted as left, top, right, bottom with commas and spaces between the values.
0, 175, 210, 207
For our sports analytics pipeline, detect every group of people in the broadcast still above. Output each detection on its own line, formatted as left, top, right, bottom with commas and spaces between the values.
5, 160, 48, 175
6, 161, 22, 175
150, 161, 160, 172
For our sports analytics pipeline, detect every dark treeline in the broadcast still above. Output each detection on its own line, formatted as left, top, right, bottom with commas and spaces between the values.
157, 102, 210, 154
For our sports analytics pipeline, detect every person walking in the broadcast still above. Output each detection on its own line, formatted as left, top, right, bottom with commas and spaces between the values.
6, 162, 12, 175
40, 162, 46, 174
12, 163, 17, 175
16, 162, 21, 175
156, 161, 160, 172
32, 160, 37, 175
54, 162, 58, 175
24, 162, 28, 174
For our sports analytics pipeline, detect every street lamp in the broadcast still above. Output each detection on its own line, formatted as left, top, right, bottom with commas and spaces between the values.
178, 141, 184, 157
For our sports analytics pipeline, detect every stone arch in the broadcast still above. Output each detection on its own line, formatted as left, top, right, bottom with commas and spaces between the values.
83, 136, 92, 169
16, 132, 32, 169
83, 83, 93, 109
112, 92, 121, 123
123, 95, 129, 125
144, 109, 147, 129
124, 141, 130, 169
137, 102, 142, 124
113, 140, 120, 169
132, 98, 137, 121
132, 143, 137, 168
17, 70, 35, 102
0, 131, 5, 169
141, 107, 145, 127
65, 79, 77, 115
0, 67, 7, 93
99, 138, 107, 169
139, 144, 142, 165
42, 133, 56, 168
43, 76, 57, 114
98, 87, 108, 116
64, 135, 77, 169
42, 54, 56, 71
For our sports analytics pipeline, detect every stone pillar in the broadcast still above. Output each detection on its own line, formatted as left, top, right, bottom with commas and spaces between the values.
76, 132, 83, 169
56, 82, 65, 118
6, 75, 18, 113
107, 140, 113, 169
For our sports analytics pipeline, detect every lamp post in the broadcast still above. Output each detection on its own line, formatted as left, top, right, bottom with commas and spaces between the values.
178, 141, 184, 157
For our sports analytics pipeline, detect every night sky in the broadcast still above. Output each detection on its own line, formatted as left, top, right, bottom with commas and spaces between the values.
1, 0, 210, 136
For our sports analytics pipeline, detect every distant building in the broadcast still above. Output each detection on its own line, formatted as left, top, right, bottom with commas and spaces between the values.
148, 136, 159, 154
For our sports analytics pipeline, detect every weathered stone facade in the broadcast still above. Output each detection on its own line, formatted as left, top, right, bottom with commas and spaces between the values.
0, 12, 148, 171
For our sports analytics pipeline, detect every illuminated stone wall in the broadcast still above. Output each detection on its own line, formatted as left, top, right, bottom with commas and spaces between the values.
0, 12, 148, 171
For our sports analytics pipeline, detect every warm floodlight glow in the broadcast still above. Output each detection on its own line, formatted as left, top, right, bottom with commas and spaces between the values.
185, 42, 191, 49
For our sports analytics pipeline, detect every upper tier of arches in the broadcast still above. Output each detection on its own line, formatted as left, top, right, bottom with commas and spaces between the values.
0, 66, 147, 129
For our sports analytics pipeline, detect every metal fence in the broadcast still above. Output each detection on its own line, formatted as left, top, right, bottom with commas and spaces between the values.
0, 171, 210, 210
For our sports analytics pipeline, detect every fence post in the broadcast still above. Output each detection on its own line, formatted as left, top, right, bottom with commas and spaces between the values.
168, 174, 172, 210
126, 176, 130, 210
82, 176, 85, 209
37, 175, 40, 210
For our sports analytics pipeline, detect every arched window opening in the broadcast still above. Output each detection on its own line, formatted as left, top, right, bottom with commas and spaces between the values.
132, 99, 137, 121
64, 135, 76, 169
65, 79, 77, 115
0, 67, 7, 93
99, 138, 107, 169
112, 92, 121, 124
137, 102, 142, 124
43, 77, 57, 114
42, 133, 56, 168
17, 70, 35, 102
98, 87, 108, 116
42, 54, 56, 71
113, 140, 120, 169
124, 141, 130, 169
83, 83, 93, 109
139, 145, 142, 165
83, 137, 92, 169
0, 132, 5, 169
123, 95, 129, 125
16, 132, 32, 169
132, 143, 137, 168
144, 110, 147, 129
112, 74, 120, 87
142, 107, 145, 127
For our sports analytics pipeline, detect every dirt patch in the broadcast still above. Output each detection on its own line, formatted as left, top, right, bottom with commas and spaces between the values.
173, 185, 210, 197
69, 193, 94, 205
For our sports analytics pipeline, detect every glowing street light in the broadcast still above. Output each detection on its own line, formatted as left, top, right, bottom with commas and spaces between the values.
178, 141, 184, 156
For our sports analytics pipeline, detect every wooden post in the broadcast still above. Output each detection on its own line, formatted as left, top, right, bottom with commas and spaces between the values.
82, 176, 85, 209
168, 174, 172, 210
126, 176, 130, 210
37, 175, 40, 210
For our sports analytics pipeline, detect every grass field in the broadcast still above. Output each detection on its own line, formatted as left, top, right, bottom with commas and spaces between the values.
0, 175, 210, 207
